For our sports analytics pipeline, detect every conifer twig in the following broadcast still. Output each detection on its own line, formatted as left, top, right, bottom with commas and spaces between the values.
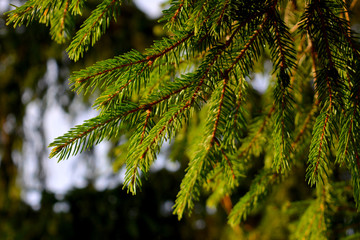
215, 140, 235, 180
75, 32, 195, 84
292, 100, 319, 149
217, 0, 229, 26
59, 0, 70, 39
171, 2, 183, 23
209, 76, 228, 146
315, 2, 334, 67
140, 109, 152, 144
238, 105, 275, 158
67, 0, 118, 60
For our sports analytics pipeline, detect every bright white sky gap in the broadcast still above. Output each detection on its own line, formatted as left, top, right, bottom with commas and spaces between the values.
134, 0, 168, 19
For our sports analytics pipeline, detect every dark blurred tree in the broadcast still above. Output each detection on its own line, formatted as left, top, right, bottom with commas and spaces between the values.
0, 6, 53, 211
1, 169, 231, 240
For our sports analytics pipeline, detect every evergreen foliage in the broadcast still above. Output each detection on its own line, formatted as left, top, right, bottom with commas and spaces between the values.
6, 0, 360, 237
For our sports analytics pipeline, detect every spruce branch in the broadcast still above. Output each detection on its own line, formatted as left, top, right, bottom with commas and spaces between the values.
209, 76, 228, 146
140, 109, 152, 144
48, 102, 139, 160
6, 0, 50, 27
50, 0, 72, 43
233, 80, 246, 130
314, 1, 335, 67
292, 100, 320, 150
122, 109, 156, 194
300, 0, 350, 186
71, 31, 195, 93
266, 7, 296, 173
173, 13, 273, 218
221, 78, 248, 150
206, 76, 237, 179
173, 65, 233, 219
49, 80, 201, 160
123, 47, 219, 194
215, 140, 236, 180
59, 0, 70, 38
69, 0, 86, 15
337, 61, 360, 209
7, 0, 81, 43
216, 0, 230, 26
93, 63, 150, 109
306, 109, 335, 186
238, 105, 275, 159
171, 2, 183, 24
205, 154, 241, 213
66, 0, 122, 61
228, 170, 278, 226
173, 146, 215, 219
294, 184, 329, 240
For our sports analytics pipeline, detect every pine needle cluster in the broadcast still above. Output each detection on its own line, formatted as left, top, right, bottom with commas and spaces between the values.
6, 0, 360, 237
